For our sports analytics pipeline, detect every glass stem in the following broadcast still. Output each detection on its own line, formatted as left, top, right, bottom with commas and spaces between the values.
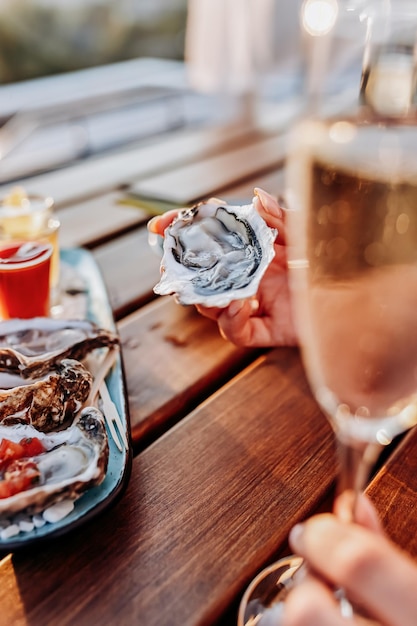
334, 434, 381, 523
332, 436, 382, 618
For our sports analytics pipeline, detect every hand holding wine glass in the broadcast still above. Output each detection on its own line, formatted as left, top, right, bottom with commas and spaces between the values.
282, 494, 417, 626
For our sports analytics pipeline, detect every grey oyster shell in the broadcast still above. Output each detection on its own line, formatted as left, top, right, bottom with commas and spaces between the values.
154, 201, 276, 307
0, 359, 93, 432
0, 407, 109, 516
0, 317, 118, 378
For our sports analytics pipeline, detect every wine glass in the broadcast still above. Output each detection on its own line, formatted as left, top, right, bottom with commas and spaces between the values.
239, 1, 417, 623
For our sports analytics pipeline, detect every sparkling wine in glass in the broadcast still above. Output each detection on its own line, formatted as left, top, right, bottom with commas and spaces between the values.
239, 1, 417, 623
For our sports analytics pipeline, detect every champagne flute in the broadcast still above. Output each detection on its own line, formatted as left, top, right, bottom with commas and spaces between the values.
239, 1, 417, 623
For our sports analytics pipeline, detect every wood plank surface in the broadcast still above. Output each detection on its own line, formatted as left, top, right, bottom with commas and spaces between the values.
0, 348, 335, 626
118, 298, 255, 449
129, 133, 288, 205
58, 192, 148, 249
223, 167, 287, 206
91, 228, 162, 318
0, 58, 187, 119
367, 427, 417, 558
0, 122, 263, 207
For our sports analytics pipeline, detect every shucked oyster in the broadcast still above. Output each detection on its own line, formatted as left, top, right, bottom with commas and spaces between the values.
0, 318, 118, 378
154, 201, 276, 307
0, 359, 92, 432
0, 407, 109, 516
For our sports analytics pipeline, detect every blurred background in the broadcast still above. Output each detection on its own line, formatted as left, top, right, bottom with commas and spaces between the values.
0, 0, 302, 184
0, 0, 302, 86
0, 0, 188, 83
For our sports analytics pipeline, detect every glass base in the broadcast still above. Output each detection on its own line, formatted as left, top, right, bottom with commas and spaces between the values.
238, 555, 304, 626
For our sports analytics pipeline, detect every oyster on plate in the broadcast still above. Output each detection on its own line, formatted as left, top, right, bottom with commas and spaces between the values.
0, 317, 118, 378
0, 359, 92, 432
154, 200, 276, 307
0, 318, 119, 522
0, 407, 109, 516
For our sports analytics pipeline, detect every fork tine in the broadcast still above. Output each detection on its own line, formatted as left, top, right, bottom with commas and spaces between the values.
99, 380, 128, 450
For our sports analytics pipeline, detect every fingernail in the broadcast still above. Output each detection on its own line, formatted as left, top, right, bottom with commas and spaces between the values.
147, 216, 159, 233
228, 300, 245, 317
253, 188, 280, 215
289, 523, 305, 551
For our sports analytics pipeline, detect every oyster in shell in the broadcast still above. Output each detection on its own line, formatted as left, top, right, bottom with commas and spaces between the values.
0, 359, 92, 432
0, 318, 118, 378
0, 407, 109, 516
154, 201, 276, 307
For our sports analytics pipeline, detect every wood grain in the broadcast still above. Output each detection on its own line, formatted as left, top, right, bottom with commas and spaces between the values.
0, 121, 262, 207
367, 428, 417, 558
118, 297, 256, 449
91, 227, 162, 318
58, 192, 147, 249
130, 133, 288, 204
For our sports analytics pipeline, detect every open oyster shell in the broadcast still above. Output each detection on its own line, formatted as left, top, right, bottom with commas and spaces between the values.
0, 318, 118, 379
154, 201, 276, 307
0, 407, 109, 516
0, 359, 93, 432
0, 317, 119, 378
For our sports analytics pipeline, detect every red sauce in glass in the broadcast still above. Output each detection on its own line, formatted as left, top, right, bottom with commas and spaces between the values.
0, 242, 52, 319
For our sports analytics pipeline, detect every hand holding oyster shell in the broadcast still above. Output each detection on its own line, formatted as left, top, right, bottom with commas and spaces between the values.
148, 188, 298, 348
154, 197, 277, 307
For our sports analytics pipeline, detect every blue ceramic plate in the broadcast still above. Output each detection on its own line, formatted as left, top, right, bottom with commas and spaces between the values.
0, 247, 132, 551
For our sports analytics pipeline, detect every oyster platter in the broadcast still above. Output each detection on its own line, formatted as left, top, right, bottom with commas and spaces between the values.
0, 248, 131, 550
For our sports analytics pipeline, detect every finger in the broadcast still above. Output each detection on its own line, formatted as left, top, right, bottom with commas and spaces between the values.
284, 575, 371, 626
147, 210, 180, 236
196, 299, 258, 326
334, 492, 384, 534
253, 187, 286, 244
289, 515, 417, 626
216, 302, 276, 347
195, 304, 223, 322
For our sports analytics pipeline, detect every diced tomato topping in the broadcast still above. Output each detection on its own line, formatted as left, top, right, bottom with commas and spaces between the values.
0, 436, 45, 470
0, 459, 41, 499
0, 482, 15, 499
0, 436, 45, 497
0, 439, 25, 470
19, 437, 45, 458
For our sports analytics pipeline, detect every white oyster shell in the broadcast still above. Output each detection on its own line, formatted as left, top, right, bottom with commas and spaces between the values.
154, 201, 276, 307
0, 407, 108, 516
0, 318, 118, 379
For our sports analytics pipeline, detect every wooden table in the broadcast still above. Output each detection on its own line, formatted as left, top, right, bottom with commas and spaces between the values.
0, 60, 416, 626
